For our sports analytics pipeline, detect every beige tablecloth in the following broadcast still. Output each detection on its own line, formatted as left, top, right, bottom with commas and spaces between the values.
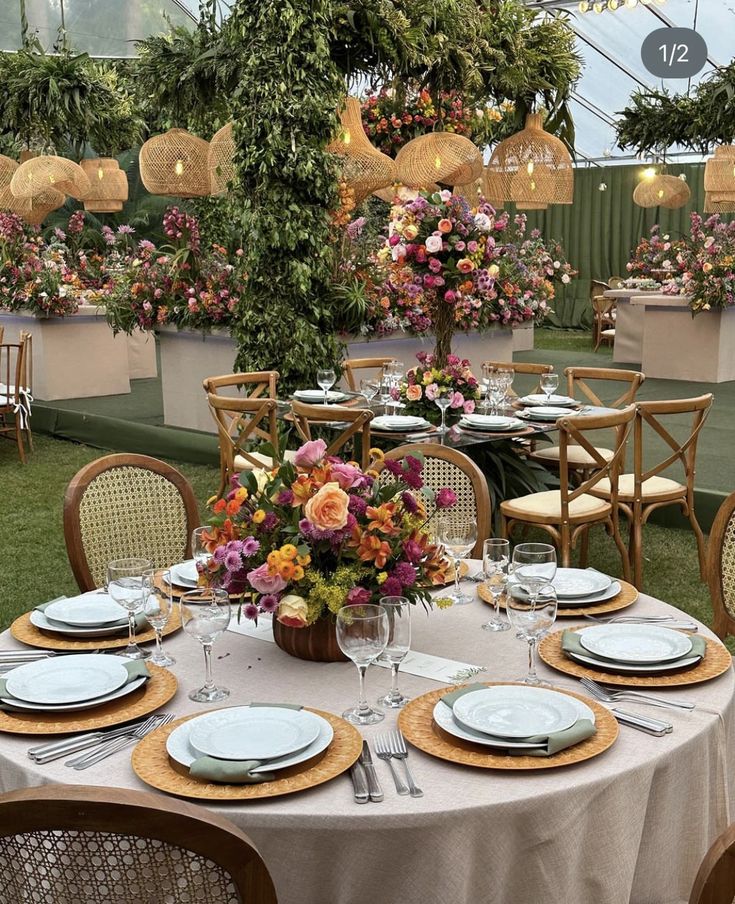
0, 572, 732, 904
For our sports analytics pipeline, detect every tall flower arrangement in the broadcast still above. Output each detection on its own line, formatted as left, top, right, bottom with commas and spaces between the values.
626, 225, 687, 279
679, 213, 735, 313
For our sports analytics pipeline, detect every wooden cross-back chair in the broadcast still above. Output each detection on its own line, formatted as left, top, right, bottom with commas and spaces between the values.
291, 400, 374, 470
379, 444, 491, 558
64, 454, 201, 592
689, 821, 735, 904
342, 357, 395, 392
501, 405, 636, 577
590, 394, 714, 589
608, 275, 625, 289
480, 360, 554, 398
707, 491, 735, 642
0, 332, 32, 463
0, 785, 277, 904
592, 296, 616, 351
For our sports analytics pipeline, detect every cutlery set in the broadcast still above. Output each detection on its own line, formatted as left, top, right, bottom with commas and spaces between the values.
579, 677, 698, 736
350, 731, 422, 803
585, 615, 698, 631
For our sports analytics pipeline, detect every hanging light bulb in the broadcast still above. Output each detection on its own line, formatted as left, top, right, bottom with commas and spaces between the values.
657, 188, 664, 199
97, 165, 104, 181
174, 159, 184, 176
599, 182, 608, 191
342, 129, 351, 146
593, 2, 604, 12
608, 0, 619, 9
578, 0, 590, 10
526, 160, 534, 176
434, 155, 442, 170
642, 167, 657, 180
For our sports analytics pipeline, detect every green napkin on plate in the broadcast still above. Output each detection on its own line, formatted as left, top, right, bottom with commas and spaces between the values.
562, 630, 705, 669
440, 684, 595, 757
34, 597, 148, 631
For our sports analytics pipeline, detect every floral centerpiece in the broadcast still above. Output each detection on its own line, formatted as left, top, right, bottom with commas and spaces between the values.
679, 213, 735, 314
626, 225, 687, 280
399, 351, 480, 420
200, 440, 457, 661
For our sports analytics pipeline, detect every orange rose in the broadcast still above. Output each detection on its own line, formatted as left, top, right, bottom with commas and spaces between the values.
406, 384, 422, 401
438, 218, 453, 233
304, 482, 350, 531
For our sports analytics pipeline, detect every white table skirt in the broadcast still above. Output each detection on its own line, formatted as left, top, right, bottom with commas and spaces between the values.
0, 570, 732, 904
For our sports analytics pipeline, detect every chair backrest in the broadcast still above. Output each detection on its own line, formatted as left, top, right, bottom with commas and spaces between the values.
202, 371, 279, 400
632, 395, 714, 497
708, 491, 735, 641
565, 366, 644, 409
591, 296, 615, 319
19, 329, 32, 393
688, 821, 735, 904
0, 325, 4, 344
380, 444, 491, 557
64, 454, 201, 591
481, 361, 554, 397
342, 357, 395, 392
589, 279, 609, 301
291, 400, 373, 470
206, 392, 280, 488
608, 276, 625, 289
0, 342, 25, 409
0, 785, 277, 904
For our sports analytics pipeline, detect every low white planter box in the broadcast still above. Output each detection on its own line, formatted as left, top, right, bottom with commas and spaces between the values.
512, 322, 534, 352
0, 306, 130, 400
126, 330, 158, 380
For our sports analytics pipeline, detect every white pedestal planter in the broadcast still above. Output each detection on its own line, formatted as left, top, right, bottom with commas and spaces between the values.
512, 322, 534, 353
126, 330, 158, 379
604, 289, 647, 365
0, 306, 130, 400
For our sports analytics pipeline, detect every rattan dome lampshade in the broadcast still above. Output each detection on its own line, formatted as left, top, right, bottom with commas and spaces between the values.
633, 174, 690, 209
704, 145, 735, 195
452, 178, 483, 204
395, 132, 482, 189
704, 191, 735, 213
486, 113, 573, 205
10, 156, 89, 201
328, 98, 395, 203
508, 162, 557, 205
208, 123, 236, 196
139, 128, 210, 198
80, 158, 128, 213
0, 155, 64, 224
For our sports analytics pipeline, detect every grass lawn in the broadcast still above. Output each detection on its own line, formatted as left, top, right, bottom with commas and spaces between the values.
1, 433, 729, 651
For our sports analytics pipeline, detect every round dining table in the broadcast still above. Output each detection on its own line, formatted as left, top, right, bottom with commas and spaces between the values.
0, 569, 732, 904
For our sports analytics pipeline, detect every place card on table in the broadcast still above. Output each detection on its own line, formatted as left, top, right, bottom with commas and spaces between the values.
227, 614, 275, 643
375, 650, 486, 684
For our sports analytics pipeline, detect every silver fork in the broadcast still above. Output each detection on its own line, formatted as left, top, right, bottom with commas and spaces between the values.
65, 714, 173, 769
580, 678, 695, 711
389, 730, 423, 798
584, 615, 698, 630
375, 734, 409, 795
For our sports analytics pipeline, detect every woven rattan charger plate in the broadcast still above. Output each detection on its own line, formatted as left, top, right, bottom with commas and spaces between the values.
458, 425, 538, 441
0, 664, 177, 735
397, 682, 618, 771
11, 608, 182, 652
154, 572, 242, 602
477, 580, 639, 618
539, 629, 733, 688
132, 708, 362, 801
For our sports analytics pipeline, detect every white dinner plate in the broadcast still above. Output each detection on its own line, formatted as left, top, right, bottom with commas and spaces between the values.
44, 594, 128, 627
551, 568, 612, 599
519, 394, 577, 407
0, 675, 147, 713
5, 654, 129, 705
188, 707, 324, 761
435, 689, 594, 748
567, 649, 701, 673
523, 406, 572, 421
371, 415, 429, 431
293, 390, 348, 404
459, 415, 520, 430
577, 625, 693, 664
452, 685, 581, 739
169, 560, 199, 587
166, 708, 334, 774
30, 609, 128, 637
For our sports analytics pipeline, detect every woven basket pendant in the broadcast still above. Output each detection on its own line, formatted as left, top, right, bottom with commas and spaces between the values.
633, 174, 690, 209
328, 98, 395, 203
704, 191, 735, 213
395, 132, 482, 189
10, 155, 89, 201
208, 122, 235, 196
0, 155, 65, 224
704, 145, 735, 194
80, 158, 128, 213
139, 128, 211, 198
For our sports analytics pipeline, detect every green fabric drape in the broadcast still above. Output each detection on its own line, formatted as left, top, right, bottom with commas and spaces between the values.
511, 162, 713, 328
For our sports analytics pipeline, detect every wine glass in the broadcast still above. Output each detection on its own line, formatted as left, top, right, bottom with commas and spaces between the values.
387, 361, 404, 413
379, 373, 393, 416
506, 584, 557, 685
540, 372, 559, 404
191, 526, 212, 580
377, 596, 411, 708
497, 367, 514, 407
481, 363, 494, 412
317, 368, 336, 406
481, 538, 510, 632
360, 378, 379, 406
142, 569, 176, 667
434, 390, 452, 433
437, 515, 477, 605
488, 377, 505, 415
511, 543, 557, 607
107, 558, 153, 660
180, 589, 231, 703
336, 604, 389, 725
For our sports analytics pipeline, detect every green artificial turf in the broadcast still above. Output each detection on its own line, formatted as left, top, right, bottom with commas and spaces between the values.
2, 433, 729, 651
533, 327, 611, 354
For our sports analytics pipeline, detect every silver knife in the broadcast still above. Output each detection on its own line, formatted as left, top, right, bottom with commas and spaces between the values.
359, 741, 384, 802
612, 708, 673, 736
349, 761, 369, 804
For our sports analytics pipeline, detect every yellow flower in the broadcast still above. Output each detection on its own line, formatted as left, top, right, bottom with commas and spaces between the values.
280, 543, 298, 560
435, 596, 454, 609
296, 553, 311, 566
235, 487, 248, 502
366, 469, 380, 479
252, 509, 266, 524
267, 551, 281, 568
293, 565, 305, 581
206, 494, 218, 505
422, 372, 432, 385
376, 572, 388, 585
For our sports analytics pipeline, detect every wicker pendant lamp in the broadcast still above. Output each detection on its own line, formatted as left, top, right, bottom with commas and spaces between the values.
10, 155, 89, 201
327, 98, 395, 203
139, 128, 210, 198
208, 123, 236, 196
395, 132, 482, 189
704, 192, 735, 213
486, 113, 573, 205
452, 178, 484, 204
516, 201, 548, 210
0, 155, 65, 224
633, 173, 690, 209
704, 145, 735, 193
80, 158, 128, 213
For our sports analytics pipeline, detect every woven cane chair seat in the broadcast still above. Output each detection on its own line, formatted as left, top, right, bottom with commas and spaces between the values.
709, 492, 735, 637
63, 455, 200, 592
591, 474, 685, 502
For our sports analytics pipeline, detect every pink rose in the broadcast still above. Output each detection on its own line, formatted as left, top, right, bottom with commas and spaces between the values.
330, 461, 362, 489
425, 382, 439, 401
346, 587, 372, 606
425, 235, 443, 254
444, 289, 457, 303
428, 258, 442, 273
248, 562, 287, 595
438, 219, 453, 234
406, 384, 422, 401
294, 439, 327, 469
463, 399, 476, 414
436, 488, 457, 508
450, 391, 465, 409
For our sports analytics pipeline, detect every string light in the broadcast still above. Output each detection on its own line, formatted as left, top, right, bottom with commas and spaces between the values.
577, 0, 651, 11
642, 167, 657, 180
578, 1, 590, 10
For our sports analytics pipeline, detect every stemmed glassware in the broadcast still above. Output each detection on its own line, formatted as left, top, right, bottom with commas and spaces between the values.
180, 589, 231, 703
107, 558, 153, 660
379, 372, 393, 416
481, 538, 510, 632
511, 542, 557, 607
488, 377, 506, 415
360, 378, 379, 406
142, 569, 176, 667
496, 367, 514, 408
437, 515, 477, 605
506, 584, 558, 685
386, 361, 404, 414
434, 389, 452, 433
377, 596, 411, 708
191, 526, 212, 581
317, 368, 336, 406
336, 604, 389, 725
481, 363, 494, 412
540, 372, 559, 404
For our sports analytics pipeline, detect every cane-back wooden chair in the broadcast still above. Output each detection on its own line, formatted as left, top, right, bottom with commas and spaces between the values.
291, 400, 374, 470
0, 785, 277, 904
0, 332, 32, 462
342, 357, 395, 392
480, 361, 554, 399
589, 395, 713, 589
64, 454, 200, 592
592, 296, 616, 351
380, 444, 491, 557
689, 821, 735, 904
501, 405, 636, 577
708, 491, 735, 642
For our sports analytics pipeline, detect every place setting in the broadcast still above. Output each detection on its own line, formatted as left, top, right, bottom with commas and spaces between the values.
370, 413, 434, 435
292, 369, 350, 406
456, 412, 533, 439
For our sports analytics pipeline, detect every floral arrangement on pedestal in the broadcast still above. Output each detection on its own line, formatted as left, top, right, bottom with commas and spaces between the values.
626, 225, 687, 280
398, 351, 481, 420
200, 440, 456, 660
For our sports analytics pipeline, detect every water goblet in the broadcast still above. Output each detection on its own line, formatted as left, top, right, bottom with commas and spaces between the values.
437, 515, 477, 605
511, 542, 557, 607
360, 378, 379, 406
488, 377, 505, 415
379, 373, 393, 416
180, 589, 231, 703
434, 391, 452, 433
506, 584, 557, 685
481, 538, 510, 632
387, 361, 404, 413
317, 368, 336, 405
481, 363, 495, 412
107, 558, 153, 660
142, 569, 176, 667
377, 596, 411, 708
540, 372, 559, 404
497, 367, 514, 407
336, 604, 389, 725
192, 526, 213, 581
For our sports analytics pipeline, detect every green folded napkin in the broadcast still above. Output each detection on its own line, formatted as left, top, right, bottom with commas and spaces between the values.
248, 702, 303, 710
440, 683, 596, 758
35, 597, 148, 631
562, 630, 706, 669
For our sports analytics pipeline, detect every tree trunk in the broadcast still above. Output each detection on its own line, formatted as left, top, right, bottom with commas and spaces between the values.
432, 299, 455, 369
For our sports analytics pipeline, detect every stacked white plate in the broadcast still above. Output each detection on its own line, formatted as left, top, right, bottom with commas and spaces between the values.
30, 592, 130, 638
0, 654, 146, 713
518, 394, 577, 408
509, 568, 618, 608
371, 414, 430, 432
458, 414, 525, 432
568, 625, 698, 673
166, 705, 334, 774
433, 685, 594, 749
167, 560, 199, 589
293, 389, 349, 404
520, 406, 572, 421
